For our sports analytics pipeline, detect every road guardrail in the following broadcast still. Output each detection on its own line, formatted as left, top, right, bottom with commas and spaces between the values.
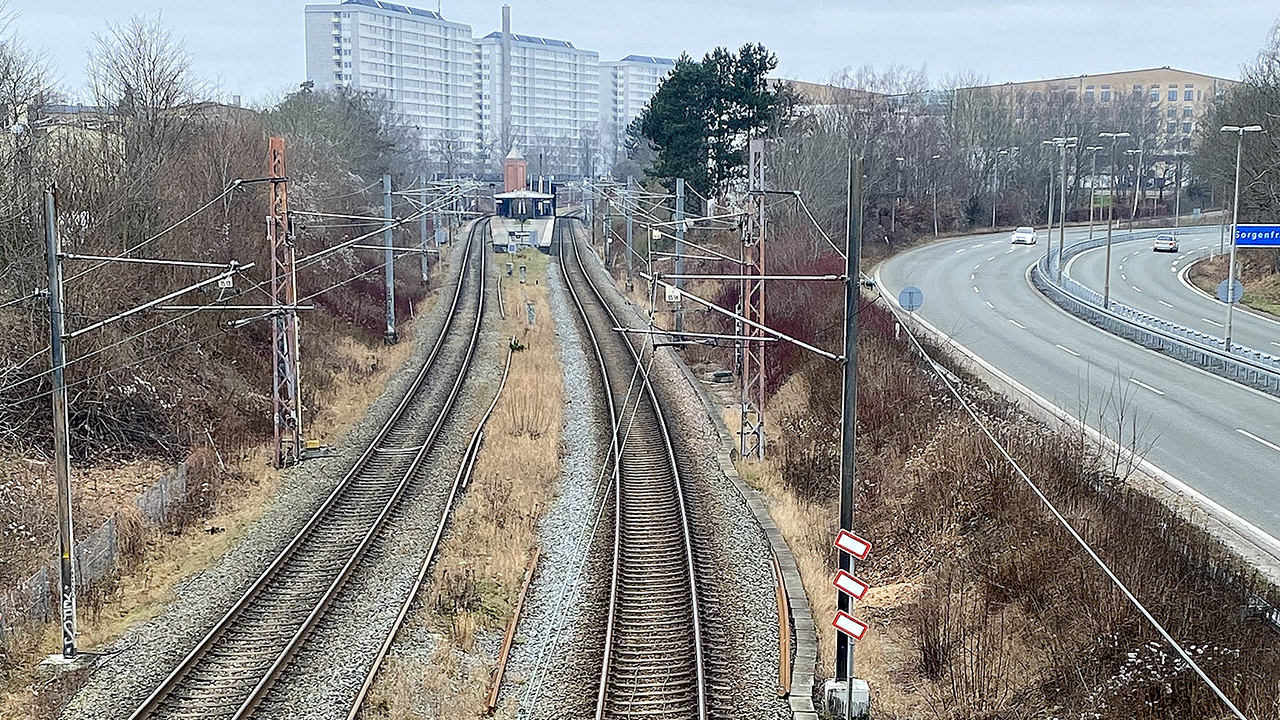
1032, 231, 1280, 397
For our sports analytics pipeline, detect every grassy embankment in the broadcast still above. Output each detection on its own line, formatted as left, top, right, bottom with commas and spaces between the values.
363, 247, 562, 720
1189, 251, 1280, 318
0, 292, 440, 720
738, 299, 1280, 718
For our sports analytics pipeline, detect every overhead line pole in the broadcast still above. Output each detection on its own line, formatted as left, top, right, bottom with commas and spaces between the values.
45, 186, 77, 660
268, 138, 301, 468
383, 173, 397, 344
675, 177, 685, 336
419, 172, 430, 283
836, 153, 863, 714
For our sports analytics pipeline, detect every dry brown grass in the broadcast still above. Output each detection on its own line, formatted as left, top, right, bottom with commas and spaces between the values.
739, 300, 1280, 719
0, 286, 443, 720
364, 248, 562, 720
1189, 251, 1280, 318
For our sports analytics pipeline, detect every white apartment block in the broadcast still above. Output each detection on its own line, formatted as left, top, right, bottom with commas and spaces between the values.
304, 0, 476, 170
475, 29, 600, 178
304, 2, 671, 178
599, 55, 675, 166
601, 55, 675, 130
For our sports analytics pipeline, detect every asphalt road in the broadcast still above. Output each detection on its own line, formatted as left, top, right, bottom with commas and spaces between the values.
877, 227, 1280, 549
1066, 229, 1280, 355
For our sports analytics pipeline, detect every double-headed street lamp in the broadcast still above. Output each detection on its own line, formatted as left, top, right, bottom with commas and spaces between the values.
1221, 124, 1264, 351
1040, 137, 1075, 276
1125, 146, 1145, 225
1099, 131, 1132, 308
992, 147, 1015, 228
1084, 145, 1103, 240
1170, 149, 1189, 228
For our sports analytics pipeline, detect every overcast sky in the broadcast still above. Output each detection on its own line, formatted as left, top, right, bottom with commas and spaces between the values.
8, 0, 1278, 104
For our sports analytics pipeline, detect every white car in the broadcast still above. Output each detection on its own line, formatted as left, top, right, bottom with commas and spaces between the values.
1153, 234, 1178, 252
1010, 226, 1037, 244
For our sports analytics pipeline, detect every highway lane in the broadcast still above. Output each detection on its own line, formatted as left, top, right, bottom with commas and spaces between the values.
1066, 229, 1280, 353
877, 230, 1280, 550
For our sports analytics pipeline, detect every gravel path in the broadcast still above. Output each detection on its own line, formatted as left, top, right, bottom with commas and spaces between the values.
62, 232, 485, 720
500, 259, 610, 720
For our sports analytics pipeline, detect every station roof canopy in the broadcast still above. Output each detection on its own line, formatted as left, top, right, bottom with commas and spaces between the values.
495, 190, 554, 200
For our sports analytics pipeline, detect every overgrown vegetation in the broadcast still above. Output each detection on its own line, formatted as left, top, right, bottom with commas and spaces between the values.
0, 11, 445, 685
756, 299, 1280, 717
364, 249, 562, 720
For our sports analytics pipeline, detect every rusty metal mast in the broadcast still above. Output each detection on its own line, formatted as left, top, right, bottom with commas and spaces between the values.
268, 137, 301, 467
739, 138, 767, 460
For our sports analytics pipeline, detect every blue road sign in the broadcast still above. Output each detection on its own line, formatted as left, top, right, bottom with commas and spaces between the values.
1218, 279, 1245, 304
1235, 224, 1280, 248
899, 286, 924, 312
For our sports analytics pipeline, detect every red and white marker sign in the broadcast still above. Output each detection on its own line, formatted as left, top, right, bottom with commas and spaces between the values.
834, 529, 871, 560
833, 570, 869, 600
832, 611, 868, 641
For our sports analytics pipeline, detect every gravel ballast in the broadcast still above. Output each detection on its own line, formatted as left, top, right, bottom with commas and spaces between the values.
61, 231, 493, 720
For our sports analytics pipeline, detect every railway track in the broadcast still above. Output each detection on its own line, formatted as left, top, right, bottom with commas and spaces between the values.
559, 218, 709, 720
127, 219, 488, 720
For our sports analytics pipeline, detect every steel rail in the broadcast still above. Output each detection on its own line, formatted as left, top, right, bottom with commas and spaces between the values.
127, 218, 488, 720
343, 338, 517, 719
560, 218, 709, 720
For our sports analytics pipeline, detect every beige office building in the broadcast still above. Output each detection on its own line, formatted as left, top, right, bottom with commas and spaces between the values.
966, 67, 1238, 148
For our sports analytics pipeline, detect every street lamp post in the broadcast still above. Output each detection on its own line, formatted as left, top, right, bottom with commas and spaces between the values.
1058, 137, 1077, 282
992, 148, 1010, 228
892, 156, 904, 233
1041, 139, 1059, 267
1221, 124, 1264, 351
1084, 146, 1103, 240
1099, 131, 1131, 308
1171, 150, 1188, 228
1126, 145, 1144, 227
931, 154, 941, 237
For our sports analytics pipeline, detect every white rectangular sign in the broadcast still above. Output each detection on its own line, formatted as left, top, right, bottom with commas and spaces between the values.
665, 285, 681, 303
833, 570, 868, 600
833, 611, 868, 641
834, 530, 871, 560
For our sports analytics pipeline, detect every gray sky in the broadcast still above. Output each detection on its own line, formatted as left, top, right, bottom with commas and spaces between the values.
8, 1, 1278, 103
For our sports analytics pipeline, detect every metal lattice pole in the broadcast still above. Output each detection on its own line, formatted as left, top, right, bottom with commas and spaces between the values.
268, 138, 301, 468
740, 139, 767, 460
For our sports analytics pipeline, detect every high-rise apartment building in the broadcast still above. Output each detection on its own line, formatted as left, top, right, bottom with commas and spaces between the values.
474, 21, 600, 177
304, 1, 671, 178
304, 0, 477, 171
599, 55, 675, 163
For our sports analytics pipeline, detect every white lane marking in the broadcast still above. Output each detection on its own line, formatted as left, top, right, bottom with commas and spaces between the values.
1272, 342, 1280, 349
973, 286, 980, 293
1005, 248, 1015, 254
1158, 300, 1174, 308
974, 263, 981, 270
1118, 264, 1124, 271
987, 255, 996, 261
1128, 378, 1165, 395
1121, 274, 1128, 280
1238, 428, 1280, 453
1133, 286, 1143, 293
1056, 344, 1080, 357
972, 243, 984, 248
985, 301, 995, 310
1201, 317, 1224, 328
955, 248, 965, 254
1009, 319, 1027, 329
